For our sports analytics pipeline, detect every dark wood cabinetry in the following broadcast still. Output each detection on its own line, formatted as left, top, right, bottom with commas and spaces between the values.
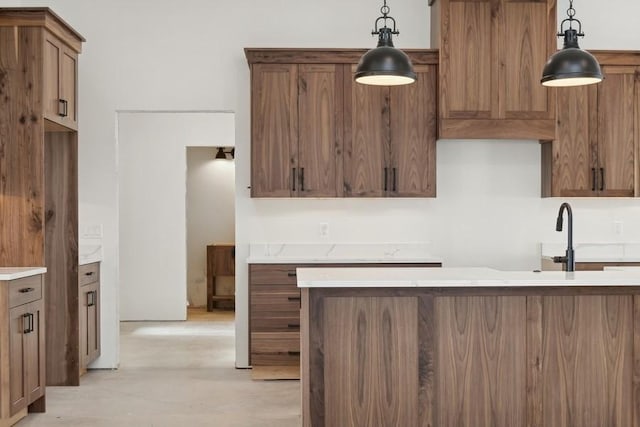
246, 49, 438, 198
344, 65, 437, 197
1, 274, 46, 426
79, 263, 100, 375
542, 53, 640, 197
207, 245, 235, 311
302, 286, 640, 427
0, 8, 84, 387
430, 0, 556, 140
249, 262, 441, 380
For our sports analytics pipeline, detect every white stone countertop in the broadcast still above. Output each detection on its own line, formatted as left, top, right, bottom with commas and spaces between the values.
79, 245, 102, 265
296, 267, 640, 288
540, 242, 640, 263
0, 267, 47, 281
247, 243, 442, 264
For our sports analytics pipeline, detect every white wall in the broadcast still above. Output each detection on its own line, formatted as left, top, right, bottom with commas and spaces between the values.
118, 112, 234, 322
4, 0, 640, 368
186, 148, 235, 308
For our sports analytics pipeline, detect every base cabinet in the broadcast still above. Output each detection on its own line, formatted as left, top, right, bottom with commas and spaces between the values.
1, 275, 46, 426
78, 263, 100, 376
249, 262, 441, 380
302, 288, 640, 427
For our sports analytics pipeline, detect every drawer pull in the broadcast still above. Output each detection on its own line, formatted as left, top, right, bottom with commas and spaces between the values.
287, 351, 301, 356
23, 313, 34, 334
287, 272, 296, 277
19, 287, 35, 293
287, 296, 301, 302
287, 323, 300, 329
85, 271, 94, 276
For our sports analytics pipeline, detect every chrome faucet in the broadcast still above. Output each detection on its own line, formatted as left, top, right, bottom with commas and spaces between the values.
554, 202, 575, 272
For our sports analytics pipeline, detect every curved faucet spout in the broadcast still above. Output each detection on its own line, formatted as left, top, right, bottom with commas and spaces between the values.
556, 202, 575, 272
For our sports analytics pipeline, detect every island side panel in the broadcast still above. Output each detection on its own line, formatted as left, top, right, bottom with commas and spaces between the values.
526, 295, 543, 427
435, 296, 528, 426
539, 295, 633, 427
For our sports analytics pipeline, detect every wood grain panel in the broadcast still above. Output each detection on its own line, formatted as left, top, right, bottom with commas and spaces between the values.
43, 35, 60, 122
323, 297, 420, 427
24, 300, 44, 405
9, 304, 27, 416
298, 64, 340, 197
436, 296, 527, 427
389, 65, 437, 197
440, 118, 556, 140
44, 131, 79, 386
78, 262, 99, 286
245, 48, 439, 65
539, 295, 633, 427
0, 26, 45, 268
505, 2, 549, 117
597, 66, 636, 196
526, 296, 543, 427
344, 66, 388, 197
634, 295, 640, 426
60, 45, 77, 126
250, 63, 297, 197
249, 264, 299, 285
444, 1, 491, 116
552, 85, 595, 196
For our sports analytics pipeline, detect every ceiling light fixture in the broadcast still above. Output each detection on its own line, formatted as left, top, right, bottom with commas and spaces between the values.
541, 0, 603, 87
214, 147, 234, 160
355, 0, 416, 86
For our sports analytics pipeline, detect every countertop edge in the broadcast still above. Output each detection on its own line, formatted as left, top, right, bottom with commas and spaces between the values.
246, 257, 443, 264
0, 267, 47, 280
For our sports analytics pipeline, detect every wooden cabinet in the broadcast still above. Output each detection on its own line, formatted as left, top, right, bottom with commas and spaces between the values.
0, 8, 84, 387
542, 56, 640, 197
250, 63, 342, 197
246, 49, 438, 198
344, 65, 437, 197
43, 31, 79, 130
78, 263, 100, 375
430, 0, 556, 139
1, 274, 46, 426
302, 286, 640, 427
249, 262, 441, 380
206, 244, 235, 311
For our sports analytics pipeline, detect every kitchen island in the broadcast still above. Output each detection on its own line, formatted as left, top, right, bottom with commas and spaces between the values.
298, 267, 640, 427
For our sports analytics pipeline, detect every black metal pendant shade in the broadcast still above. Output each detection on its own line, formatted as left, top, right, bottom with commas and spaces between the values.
355, 1, 416, 86
541, 1, 602, 87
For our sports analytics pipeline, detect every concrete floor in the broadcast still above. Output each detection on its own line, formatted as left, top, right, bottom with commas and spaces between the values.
18, 309, 301, 426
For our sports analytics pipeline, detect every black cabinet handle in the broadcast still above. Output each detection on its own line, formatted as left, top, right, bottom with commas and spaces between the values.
19, 287, 35, 293
287, 323, 300, 329
591, 168, 596, 191
392, 167, 397, 192
599, 167, 605, 191
287, 351, 301, 356
85, 271, 94, 276
88, 291, 96, 307
300, 168, 305, 191
23, 313, 31, 333
287, 296, 301, 302
384, 167, 388, 191
292, 168, 296, 191
287, 272, 296, 277
58, 99, 68, 117
30, 313, 34, 333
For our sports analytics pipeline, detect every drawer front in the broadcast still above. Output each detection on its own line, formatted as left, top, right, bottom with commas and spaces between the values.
250, 265, 300, 285
251, 290, 300, 309
251, 332, 300, 366
251, 316, 300, 332
9, 275, 43, 308
251, 352, 300, 367
79, 263, 99, 286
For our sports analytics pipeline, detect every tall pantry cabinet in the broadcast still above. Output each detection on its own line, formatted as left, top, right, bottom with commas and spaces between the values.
0, 7, 86, 389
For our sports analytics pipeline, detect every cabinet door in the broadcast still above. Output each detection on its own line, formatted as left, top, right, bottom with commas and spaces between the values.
60, 45, 78, 126
440, 0, 492, 119
596, 66, 636, 197
43, 33, 62, 121
86, 283, 100, 364
389, 65, 437, 197
9, 305, 28, 416
24, 301, 45, 405
344, 66, 389, 197
250, 64, 298, 197
297, 64, 342, 197
551, 85, 598, 197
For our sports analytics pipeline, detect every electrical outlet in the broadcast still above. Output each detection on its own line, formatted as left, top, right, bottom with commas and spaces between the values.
319, 222, 329, 237
614, 220, 624, 235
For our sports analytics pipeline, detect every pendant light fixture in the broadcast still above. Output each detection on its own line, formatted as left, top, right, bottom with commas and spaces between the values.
541, 0, 602, 87
354, 0, 416, 86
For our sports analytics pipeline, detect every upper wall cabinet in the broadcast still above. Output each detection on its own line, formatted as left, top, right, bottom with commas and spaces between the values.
542, 52, 640, 197
246, 49, 438, 198
430, 0, 556, 140
344, 65, 437, 197
44, 31, 79, 130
